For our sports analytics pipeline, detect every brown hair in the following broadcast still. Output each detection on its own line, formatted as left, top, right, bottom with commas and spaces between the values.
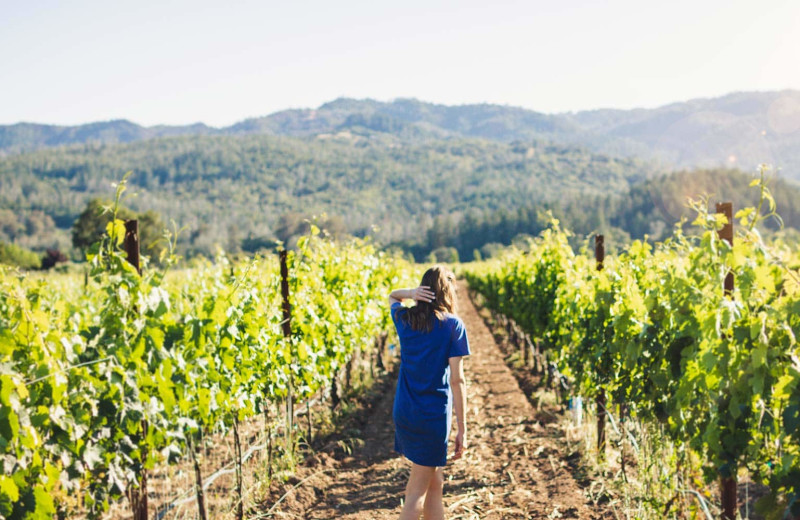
403, 265, 458, 333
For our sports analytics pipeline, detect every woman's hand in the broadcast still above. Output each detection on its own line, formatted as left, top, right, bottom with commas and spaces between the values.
410, 286, 435, 303
453, 428, 466, 460
389, 286, 435, 305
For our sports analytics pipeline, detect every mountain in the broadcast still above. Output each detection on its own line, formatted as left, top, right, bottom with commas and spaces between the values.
0, 120, 216, 154
564, 90, 800, 176
223, 97, 581, 143
3, 90, 798, 177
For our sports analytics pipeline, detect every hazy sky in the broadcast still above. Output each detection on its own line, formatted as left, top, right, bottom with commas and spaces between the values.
2, 0, 799, 127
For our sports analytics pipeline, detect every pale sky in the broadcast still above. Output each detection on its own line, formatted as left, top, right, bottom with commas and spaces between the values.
1, 0, 799, 127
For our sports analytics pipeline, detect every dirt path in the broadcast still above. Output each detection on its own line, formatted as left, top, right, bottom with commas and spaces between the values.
268, 283, 603, 519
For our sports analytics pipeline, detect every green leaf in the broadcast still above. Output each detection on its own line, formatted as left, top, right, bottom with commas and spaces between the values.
32, 486, 56, 519
0, 476, 19, 502
297, 342, 309, 362
752, 344, 767, 368
147, 326, 165, 349
0, 406, 20, 442
105, 219, 126, 247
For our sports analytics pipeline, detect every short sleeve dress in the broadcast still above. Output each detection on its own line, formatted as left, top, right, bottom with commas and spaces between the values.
390, 302, 471, 467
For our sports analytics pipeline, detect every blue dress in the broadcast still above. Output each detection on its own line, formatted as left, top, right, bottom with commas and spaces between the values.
391, 302, 471, 467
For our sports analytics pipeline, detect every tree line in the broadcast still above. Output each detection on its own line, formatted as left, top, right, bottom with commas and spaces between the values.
1, 132, 798, 268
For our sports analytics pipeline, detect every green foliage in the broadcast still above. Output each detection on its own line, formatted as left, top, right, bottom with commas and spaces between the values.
71, 196, 167, 261
3, 117, 800, 262
465, 170, 800, 516
0, 179, 416, 517
397, 168, 800, 260
561, 168, 800, 242
0, 133, 649, 258
0, 240, 41, 269
427, 246, 459, 264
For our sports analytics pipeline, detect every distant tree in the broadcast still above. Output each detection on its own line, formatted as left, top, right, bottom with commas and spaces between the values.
426, 216, 456, 250
275, 212, 348, 246
226, 223, 242, 253
319, 214, 347, 239
0, 241, 41, 269
241, 235, 280, 254
24, 211, 53, 236
479, 242, 505, 259
427, 246, 459, 264
511, 233, 535, 251
72, 198, 135, 250
274, 212, 306, 244
0, 209, 52, 243
71, 198, 166, 261
137, 210, 167, 261
41, 249, 68, 270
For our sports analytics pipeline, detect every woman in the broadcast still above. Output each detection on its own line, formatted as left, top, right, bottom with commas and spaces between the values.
389, 265, 470, 520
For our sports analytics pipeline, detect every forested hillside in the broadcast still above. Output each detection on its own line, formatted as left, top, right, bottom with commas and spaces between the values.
414, 168, 800, 260
0, 134, 650, 259
4, 123, 800, 264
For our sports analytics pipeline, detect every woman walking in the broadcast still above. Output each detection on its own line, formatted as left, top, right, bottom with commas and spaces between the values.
389, 265, 470, 520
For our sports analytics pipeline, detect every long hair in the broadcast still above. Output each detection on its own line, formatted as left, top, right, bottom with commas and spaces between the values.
404, 265, 458, 333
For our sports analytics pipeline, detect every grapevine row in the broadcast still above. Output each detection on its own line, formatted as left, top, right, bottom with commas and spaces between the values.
465, 186, 800, 517
0, 208, 414, 518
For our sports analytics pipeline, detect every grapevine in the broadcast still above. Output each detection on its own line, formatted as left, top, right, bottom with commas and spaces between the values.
466, 169, 800, 516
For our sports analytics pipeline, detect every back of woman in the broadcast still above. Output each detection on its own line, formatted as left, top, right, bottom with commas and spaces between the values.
388, 266, 469, 520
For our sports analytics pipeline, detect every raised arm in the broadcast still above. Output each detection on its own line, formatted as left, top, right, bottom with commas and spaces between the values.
449, 355, 467, 460
388, 286, 435, 306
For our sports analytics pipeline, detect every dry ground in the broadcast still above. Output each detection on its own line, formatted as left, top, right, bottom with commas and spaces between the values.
261, 282, 609, 519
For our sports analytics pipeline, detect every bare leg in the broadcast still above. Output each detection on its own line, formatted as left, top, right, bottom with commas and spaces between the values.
422, 467, 444, 520
399, 463, 436, 520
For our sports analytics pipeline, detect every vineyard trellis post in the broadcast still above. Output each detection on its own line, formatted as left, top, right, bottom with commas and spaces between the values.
717, 202, 734, 296
595, 234, 606, 462
716, 202, 737, 520
279, 250, 294, 455
123, 219, 149, 520
124, 219, 141, 275
232, 415, 244, 520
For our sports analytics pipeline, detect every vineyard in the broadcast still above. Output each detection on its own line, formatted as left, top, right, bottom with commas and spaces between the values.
0, 180, 417, 518
3, 171, 800, 519
464, 172, 800, 519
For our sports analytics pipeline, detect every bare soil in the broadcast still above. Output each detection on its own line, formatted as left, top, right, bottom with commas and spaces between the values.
260, 282, 610, 519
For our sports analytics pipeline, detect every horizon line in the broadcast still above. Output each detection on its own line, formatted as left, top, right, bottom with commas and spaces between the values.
2, 87, 798, 129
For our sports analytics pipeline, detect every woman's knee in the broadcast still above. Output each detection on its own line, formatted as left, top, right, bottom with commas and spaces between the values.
407, 464, 436, 493
428, 468, 444, 490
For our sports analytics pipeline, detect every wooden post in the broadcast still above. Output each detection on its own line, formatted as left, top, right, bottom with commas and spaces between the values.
595, 234, 604, 272
716, 202, 737, 520
266, 407, 273, 479
124, 220, 141, 274
716, 202, 734, 297
189, 436, 208, 520
306, 400, 313, 445
595, 234, 606, 461
123, 220, 147, 520
720, 477, 737, 520
521, 328, 528, 366
232, 415, 244, 520
331, 369, 341, 410
279, 250, 293, 453
530, 337, 539, 374
279, 250, 292, 338
375, 334, 386, 373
